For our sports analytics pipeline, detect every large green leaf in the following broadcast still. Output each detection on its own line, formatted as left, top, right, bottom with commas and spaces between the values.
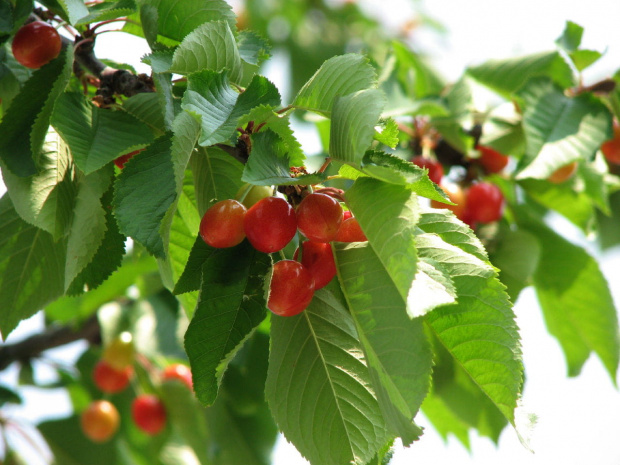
0, 46, 73, 177
334, 243, 432, 445
467, 50, 574, 96
524, 217, 620, 380
122, 92, 166, 135
242, 130, 324, 186
182, 71, 280, 147
52, 92, 154, 174
75, 0, 136, 24
345, 178, 421, 315
170, 21, 243, 82
64, 167, 113, 290
418, 232, 523, 426
185, 242, 270, 406
266, 289, 388, 465
155, 0, 236, 42
329, 89, 386, 165
391, 40, 445, 99
113, 134, 176, 258
516, 77, 612, 180
0, 195, 66, 337
293, 54, 377, 116
2, 127, 77, 239
191, 146, 244, 216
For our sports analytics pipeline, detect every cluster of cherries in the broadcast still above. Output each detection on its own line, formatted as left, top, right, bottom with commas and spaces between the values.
81, 332, 193, 443
199, 185, 367, 317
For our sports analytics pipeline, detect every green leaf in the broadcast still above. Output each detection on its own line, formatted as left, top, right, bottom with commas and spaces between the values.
359, 150, 449, 203
489, 228, 541, 302
191, 146, 244, 216
185, 242, 270, 406
0, 385, 22, 407
391, 41, 445, 98
334, 243, 432, 445
418, 232, 523, 426
173, 235, 216, 295
374, 118, 399, 149
293, 54, 377, 116
51, 0, 89, 24
330, 89, 386, 164
524, 217, 620, 381
421, 389, 471, 448
76, 0, 136, 24
1, 127, 77, 239
569, 49, 602, 72
66, 185, 126, 295
518, 178, 594, 230
266, 288, 388, 465
516, 78, 612, 180
182, 71, 280, 147
114, 134, 176, 258
64, 167, 113, 290
45, 253, 158, 324
467, 51, 574, 97
237, 105, 304, 166
170, 21, 243, 82
0, 46, 73, 177
122, 92, 166, 134
238, 30, 271, 66
555, 20, 583, 52
52, 92, 154, 174
345, 178, 420, 312
155, 0, 236, 42
242, 130, 324, 186
0, 195, 66, 337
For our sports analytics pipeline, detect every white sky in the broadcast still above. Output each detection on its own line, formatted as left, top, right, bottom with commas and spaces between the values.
1, 1, 620, 464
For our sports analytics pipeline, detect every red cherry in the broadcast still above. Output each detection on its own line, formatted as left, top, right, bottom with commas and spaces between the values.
114, 149, 142, 169
475, 145, 509, 173
335, 217, 367, 242
12, 21, 62, 69
411, 156, 444, 184
430, 181, 467, 219
464, 182, 504, 223
200, 199, 247, 248
244, 197, 297, 253
81, 400, 120, 443
93, 360, 133, 394
162, 364, 193, 390
296, 193, 343, 243
343, 210, 353, 221
267, 260, 315, 317
132, 395, 166, 435
547, 162, 577, 184
602, 120, 620, 164
295, 241, 337, 290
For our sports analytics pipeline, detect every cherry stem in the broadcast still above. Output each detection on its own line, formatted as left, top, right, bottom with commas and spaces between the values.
90, 18, 138, 34
74, 37, 94, 51
318, 157, 332, 173
397, 122, 416, 138
278, 250, 287, 261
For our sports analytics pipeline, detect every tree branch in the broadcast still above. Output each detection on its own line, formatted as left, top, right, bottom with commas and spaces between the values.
0, 315, 101, 372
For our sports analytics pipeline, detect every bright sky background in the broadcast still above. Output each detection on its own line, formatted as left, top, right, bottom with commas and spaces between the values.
1, 0, 620, 464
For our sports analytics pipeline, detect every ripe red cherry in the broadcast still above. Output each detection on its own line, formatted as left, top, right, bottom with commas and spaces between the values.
132, 395, 167, 435
464, 182, 504, 223
602, 120, 620, 164
114, 149, 142, 169
335, 217, 367, 242
547, 162, 577, 184
244, 197, 297, 253
162, 364, 193, 390
296, 193, 343, 243
476, 145, 509, 173
200, 199, 247, 248
343, 210, 352, 221
295, 241, 336, 290
93, 360, 133, 394
267, 260, 315, 317
81, 400, 120, 443
430, 181, 467, 219
411, 156, 444, 184
12, 21, 62, 69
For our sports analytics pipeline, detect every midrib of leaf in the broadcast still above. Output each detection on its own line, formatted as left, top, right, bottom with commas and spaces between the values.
13, 228, 43, 307
301, 306, 357, 461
